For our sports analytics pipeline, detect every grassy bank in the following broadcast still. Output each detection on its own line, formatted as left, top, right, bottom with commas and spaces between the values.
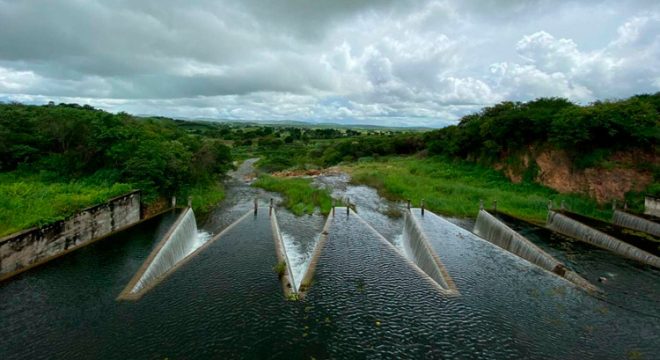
178, 181, 226, 216
0, 172, 133, 237
345, 156, 611, 224
253, 175, 332, 216
0, 171, 225, 237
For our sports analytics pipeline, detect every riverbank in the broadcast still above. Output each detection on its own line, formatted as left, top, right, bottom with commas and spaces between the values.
0, 172, 133, 237
342, 156, 611, 224
0, 171, 225, 238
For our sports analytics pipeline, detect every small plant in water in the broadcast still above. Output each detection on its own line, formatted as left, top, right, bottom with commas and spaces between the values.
273, 261, 287, 278
627, 349, 643, 360
384, 205, 402, 219
356, 278, 366, 293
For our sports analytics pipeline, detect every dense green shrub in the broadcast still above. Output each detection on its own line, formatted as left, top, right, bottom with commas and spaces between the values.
425, 93, 659, 168
0, 103, 233, 201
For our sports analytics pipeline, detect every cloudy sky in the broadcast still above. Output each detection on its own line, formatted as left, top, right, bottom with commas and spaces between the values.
1, 0, 659, 127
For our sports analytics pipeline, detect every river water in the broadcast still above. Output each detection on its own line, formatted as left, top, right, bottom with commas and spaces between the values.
0, 160, 658, 359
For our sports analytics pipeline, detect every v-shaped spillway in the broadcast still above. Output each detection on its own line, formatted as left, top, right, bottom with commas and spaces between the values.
296, 208, 458, 299
402, 210, 458, 292
474, 209, 598, 293
118, 208, 210, 300
547, 210, 660, 269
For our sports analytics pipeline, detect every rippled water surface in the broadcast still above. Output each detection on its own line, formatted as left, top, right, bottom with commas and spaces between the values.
1, 163, 658, 359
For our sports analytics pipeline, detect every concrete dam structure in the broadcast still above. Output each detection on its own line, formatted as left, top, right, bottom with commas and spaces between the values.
547, 210, 660, 269
270, 208, 297, 298
299, 207, 458, 300
298, 207, 459, 298
4, 198, 660, 358
119, 207, 210, 300
119, 205, 299, 300
645, 195, 660, 217
473, 210, 597, 293
612, 210, 660, 238
0, 190, 141, 282
402, 209, 459, 293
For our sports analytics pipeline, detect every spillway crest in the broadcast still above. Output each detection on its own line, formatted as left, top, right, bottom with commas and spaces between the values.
402, 211, 455, 291
125, 208, 208, 297
612, 210, 660, 238
547, 210, 660, 269
474, 210, 596, 292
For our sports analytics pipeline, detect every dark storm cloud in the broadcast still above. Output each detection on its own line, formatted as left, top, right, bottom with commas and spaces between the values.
0, 0, 658, 126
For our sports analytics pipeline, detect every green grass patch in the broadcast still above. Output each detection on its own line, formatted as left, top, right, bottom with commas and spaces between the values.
0, 172, 133, 237
253, 175, 332, 216
177, 181, 225, 216
346, 156, 611, 224
273, 261, 287, 278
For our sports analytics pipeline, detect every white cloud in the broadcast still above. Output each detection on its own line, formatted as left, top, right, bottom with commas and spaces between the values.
0, 0, 659, 127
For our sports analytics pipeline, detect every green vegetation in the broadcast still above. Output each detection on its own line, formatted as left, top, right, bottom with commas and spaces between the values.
286, 293, 300, 301
0, 172, 132, 237
425, 95, 659, 170
1, 92, 657, 233
346, 156, 611, 224
244, 93, 658, 208
178, 181, 226, 216
0, 103, 233, 233
273, 261, 287, 278
253, 175, 332, 216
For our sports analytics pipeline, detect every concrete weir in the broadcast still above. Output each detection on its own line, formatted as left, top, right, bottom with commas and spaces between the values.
119, 206, 292, 301
474, 210, 598, 293
299, 208, 458, 299
645, 195, 660, 217
297, 211, 334, 299
612, 210, 660, 238
547, 210, 660, 269
118, 207, 208, 300
270, 208, 297, 298
403, 209, 459, 293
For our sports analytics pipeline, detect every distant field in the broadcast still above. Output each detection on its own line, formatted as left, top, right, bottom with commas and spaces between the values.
0, 173, 133, 237
344, 156, 612, 224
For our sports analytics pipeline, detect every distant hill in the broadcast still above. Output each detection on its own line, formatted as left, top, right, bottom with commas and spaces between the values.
147, 117, 433, 132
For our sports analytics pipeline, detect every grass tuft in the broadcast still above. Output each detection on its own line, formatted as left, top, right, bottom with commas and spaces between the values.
273, 261, 287, 278
253, 175, 332, 216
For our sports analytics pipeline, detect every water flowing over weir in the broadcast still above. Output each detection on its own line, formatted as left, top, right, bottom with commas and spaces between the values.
403, 210, 458, 293
118, 208, 209, 300
298, 208, 457, 298
612, 210, 660, 238
547, 210, 660, 269
473, 210, 597, 293
270, 209, 297, 296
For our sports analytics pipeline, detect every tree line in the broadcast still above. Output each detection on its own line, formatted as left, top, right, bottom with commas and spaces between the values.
0, 103, 232, 202
424, 93, 659, 167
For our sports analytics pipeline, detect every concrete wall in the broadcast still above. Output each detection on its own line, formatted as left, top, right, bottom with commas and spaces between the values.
403, 210, 458, 293
547, 210, 660, 269
474, 210, 597, 293
0, 191, 141, 280
645, 196, 660, 217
